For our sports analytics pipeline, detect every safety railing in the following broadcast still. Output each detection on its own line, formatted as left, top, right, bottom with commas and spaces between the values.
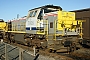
8, 22, 26, 33
48, 19, 84, 41
36, 20, 48, 35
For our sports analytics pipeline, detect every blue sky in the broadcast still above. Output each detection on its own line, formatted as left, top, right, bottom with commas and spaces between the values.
0, 0, 89, 21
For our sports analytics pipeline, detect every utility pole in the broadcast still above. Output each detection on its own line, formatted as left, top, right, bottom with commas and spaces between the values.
17, 14, 19, 19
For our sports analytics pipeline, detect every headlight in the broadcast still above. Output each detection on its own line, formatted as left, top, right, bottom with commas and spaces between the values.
31, 38, 32, 39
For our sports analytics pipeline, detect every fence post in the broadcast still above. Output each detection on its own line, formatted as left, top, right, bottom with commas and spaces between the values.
33, 47, 36, 56
19, 48, 23, 60
5, 43, 8, 60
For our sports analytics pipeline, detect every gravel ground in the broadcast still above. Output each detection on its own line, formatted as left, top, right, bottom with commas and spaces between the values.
71, 48, 90, 60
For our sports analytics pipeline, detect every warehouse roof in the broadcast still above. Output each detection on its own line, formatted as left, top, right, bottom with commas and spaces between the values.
70, 8, 90, 12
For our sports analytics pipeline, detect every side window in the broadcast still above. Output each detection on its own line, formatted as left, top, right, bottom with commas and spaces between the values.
50, 22, 53, 28
33, 10, 37, 17
30, 11, 34, 17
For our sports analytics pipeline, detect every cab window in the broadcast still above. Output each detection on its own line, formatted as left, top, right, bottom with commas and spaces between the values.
30, 11, 34, 17
33, 10, 37, 17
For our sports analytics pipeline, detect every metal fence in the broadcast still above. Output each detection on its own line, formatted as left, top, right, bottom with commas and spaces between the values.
0, 39, 56, 60
0, 41, 36, 60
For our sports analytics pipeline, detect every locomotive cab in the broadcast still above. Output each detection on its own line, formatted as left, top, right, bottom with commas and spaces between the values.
26, 5, 62, 38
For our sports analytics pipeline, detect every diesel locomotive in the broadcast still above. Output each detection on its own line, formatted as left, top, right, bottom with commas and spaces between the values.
2, 5, 85, 52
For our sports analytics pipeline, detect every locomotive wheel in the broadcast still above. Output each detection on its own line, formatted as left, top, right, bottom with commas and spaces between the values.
11, 36, 15, 43
40, 46, 47, 50
28, 43, 31, 47
52, 50, 56, 53
12, 40, 15, 43
70, 43, 76, 52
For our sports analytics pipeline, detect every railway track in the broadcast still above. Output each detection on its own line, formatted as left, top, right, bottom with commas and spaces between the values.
3, 39, 90, 60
